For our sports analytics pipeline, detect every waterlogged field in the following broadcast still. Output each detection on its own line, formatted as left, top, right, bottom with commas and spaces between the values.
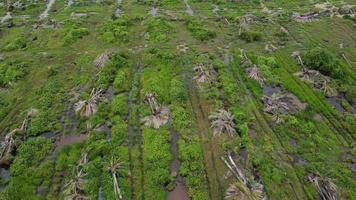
0, 0, 355, 200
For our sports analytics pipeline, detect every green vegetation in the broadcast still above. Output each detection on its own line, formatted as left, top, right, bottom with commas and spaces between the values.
0, 1, 355, 200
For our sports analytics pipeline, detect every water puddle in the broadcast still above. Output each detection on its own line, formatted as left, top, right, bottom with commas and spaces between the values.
327, 97, 346, 113
184, 0, 194, 16
290, 139, 298, 147
263, 85, 282, 96
39, 0, 57, 20
55, 133, 88, 148
167, 128, 190, 200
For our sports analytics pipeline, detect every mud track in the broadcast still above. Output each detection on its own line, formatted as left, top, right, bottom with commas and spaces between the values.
180, 51, 224, 200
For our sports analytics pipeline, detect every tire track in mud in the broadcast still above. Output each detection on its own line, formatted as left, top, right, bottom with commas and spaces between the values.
226, 56, 309, 200
135, 61, 145, 200
180, 52, 224, 200
127, 64, 136, 199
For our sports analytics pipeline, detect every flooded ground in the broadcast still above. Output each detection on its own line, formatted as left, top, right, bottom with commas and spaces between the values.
327, 97, 346, 113
263, 85, 282, 96
55, 133, 88, 148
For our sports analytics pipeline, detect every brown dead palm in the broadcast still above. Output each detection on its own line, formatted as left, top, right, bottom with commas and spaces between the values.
209, 109, 236, 136
74, 88, 103, 117
142, 93, 170, 129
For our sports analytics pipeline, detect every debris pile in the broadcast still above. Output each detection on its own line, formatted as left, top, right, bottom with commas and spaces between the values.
142, 93, 170, 129
263, 92, 306, 123
193, 64, 215, 84
292, 51, 337, 97
209, 109, 236, 136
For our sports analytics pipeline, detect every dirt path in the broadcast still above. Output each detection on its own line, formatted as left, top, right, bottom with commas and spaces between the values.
180, 51, 224, 200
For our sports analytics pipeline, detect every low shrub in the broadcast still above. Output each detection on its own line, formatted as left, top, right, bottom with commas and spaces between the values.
240, 30, 263, 42
187, 19, 216, 41
0, 61, 27, 87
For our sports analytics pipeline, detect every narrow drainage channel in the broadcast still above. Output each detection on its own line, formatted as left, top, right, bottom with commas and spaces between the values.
127, 64, 136, 199
167, 127, 190, 200
135, 61, 145, 200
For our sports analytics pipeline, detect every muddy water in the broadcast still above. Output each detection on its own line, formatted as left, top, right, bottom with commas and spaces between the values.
55, 133, 88, 148
167, 128, 190, 200
39, 0, 57, 20
263, 85, 282, 96
0, 166, 10, 191
327, 97, 346, 113
184, 0, 194, 16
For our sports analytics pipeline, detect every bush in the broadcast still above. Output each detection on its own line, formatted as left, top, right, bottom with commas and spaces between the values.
304, 48, 344, 79
240, 30, 263, 42
187, 19, 216, 41
0, 61, 27, 87
63, 27, 89, 45
97, 53, 127, 89
3, 37, 29, 51
101, 17, 129, 42
144, 18, 174, 42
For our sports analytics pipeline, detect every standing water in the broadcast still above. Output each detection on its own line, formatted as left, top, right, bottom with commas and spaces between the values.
167, 127, 190, 200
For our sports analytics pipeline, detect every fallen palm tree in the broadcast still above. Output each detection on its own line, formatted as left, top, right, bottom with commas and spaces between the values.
308, 173, 340, 200
193, 64, 213, 84
209, 109, 236, 136
292, 52, 337, 97
0, 108, 38, 165
74, 88, 104, 117
246, 65, 264, 86
263, 93, 306, 123
93, 50, 113, 68
108, 156, 124, 200
63, 152, 88, 200
240, 49, 253, 68
222, 151, 267, 200
142, 92, 169, 129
